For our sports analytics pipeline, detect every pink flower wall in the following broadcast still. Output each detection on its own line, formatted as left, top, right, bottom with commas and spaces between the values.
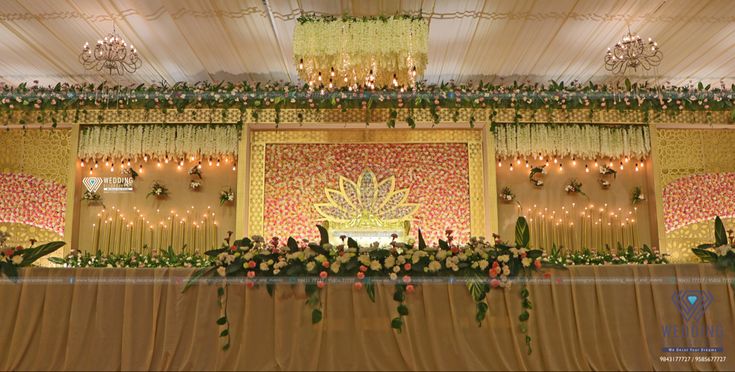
263, 143, 471, 242
0, 173, 66, 235
663, 173, 735, 232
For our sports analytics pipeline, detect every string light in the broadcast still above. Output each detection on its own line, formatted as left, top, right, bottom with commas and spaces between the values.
216, 159, 220, 167
619, 162, 624, 170
198, 161, 202, 169
516, 158, 520, 165
144, 154, 148, 162
594, 159, 598, 167
232, 165, 236, 171
80, 159, 85, 167
498, 160, 502, 167
635, 163, 639, 172
95, 160, 99, 168
572, 157, 576, 166
509, 164, 514, 171
89, 167, 93, 175
208, 157, 213, 166
585, 164, 589, 172
127, 159, 131, 167
157, 160, 162, 168
139, 164, 143, 173
525, 160, 529, 168
553, 157, 558, 164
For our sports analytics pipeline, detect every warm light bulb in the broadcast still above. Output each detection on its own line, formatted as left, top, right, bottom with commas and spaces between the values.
553, 158, 558, 164
619, 162, 623, 170
144, 155, 148, 162
232, 165, 236, 171
157, 161, 161, 167
216, 159, 220, 167
572, 157, 576, 166
80, 160, 85, 167
89, 168, 93, 175
585, 164, 589, 172
139, 164, 143, 173
516, 158, 520, 165
498, 161, 502, 167
509, 165, 514, 171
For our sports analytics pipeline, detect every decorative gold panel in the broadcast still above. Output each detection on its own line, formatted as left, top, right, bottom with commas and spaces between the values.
666, 218, 735, 262
0, 129, 71, 184
6, 107, 731, 126
655, 128, 735, 261
0, 223, 62, 247
248, 129, 485, 237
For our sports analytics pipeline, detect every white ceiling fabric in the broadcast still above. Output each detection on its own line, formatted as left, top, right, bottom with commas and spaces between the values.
0, 0, 733, 86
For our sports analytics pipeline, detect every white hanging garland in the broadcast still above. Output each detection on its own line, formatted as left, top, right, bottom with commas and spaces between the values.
78, 124, 240, 160
494, 124, 650, 159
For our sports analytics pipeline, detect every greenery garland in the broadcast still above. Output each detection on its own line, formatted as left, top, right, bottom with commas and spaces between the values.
1, 80, 733, 127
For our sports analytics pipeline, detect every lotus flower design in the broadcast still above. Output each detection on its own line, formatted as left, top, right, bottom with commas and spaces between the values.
314, 169, 419, 229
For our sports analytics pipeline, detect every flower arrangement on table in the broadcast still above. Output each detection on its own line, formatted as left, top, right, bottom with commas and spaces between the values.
219, 188, 235, 205
147, 181, 169, 199
189, 179, 202, 191
0, 235, 65, 280
631, 186, 645, 205
184, 218, 545, 353
691, 216, 735, 270
499, 186, 516, 202
121, 167, 139, 180
563, 178, 587, 197
50, 247, 214, 268
529, 165, 546, 187
544, 243, 668, 266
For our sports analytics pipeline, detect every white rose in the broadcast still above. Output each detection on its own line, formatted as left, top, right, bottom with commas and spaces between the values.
498, 255, 510, 263
389, 273, 398, 281
396, 256, 406, 265
479, 260, 489, 270
216, 266, 226, 277
502, 266, 510, 276
330, 261, 341, 274
273, 269, 280, 275
259, 262, 269, 271
306, 261, 316, 272
392, 266, 400, 273
522, 257, 532, 267
384, 256, 395, 268
370, 260, 381, 271
428, 261, 441, 272
11, 255, 22, 265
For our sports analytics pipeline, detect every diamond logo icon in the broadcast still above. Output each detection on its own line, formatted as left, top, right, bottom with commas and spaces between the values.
672, 290, 712, 322
82, 177, 103, 193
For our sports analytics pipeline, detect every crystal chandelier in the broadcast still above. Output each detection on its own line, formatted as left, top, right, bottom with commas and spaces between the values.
604, 27, 662, 74
79, 25, 141, 75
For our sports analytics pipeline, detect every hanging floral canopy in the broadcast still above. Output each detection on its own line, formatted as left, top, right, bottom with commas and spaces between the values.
293, 14, 429, 88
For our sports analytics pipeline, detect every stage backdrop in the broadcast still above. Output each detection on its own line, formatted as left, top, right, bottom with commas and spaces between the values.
0, 129, 70, 248
249, 130, 485, 243
655, 128, 735, 261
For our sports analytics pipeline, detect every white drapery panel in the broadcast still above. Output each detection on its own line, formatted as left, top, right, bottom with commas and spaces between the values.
494, 123, 651, 159
78, 124, 240, 160
0, 1, 733, 86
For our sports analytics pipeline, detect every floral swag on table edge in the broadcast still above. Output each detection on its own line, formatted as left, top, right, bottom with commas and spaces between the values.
183, 217, 548, 353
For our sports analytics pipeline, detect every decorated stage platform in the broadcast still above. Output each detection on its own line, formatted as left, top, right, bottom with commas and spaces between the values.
1, 264, 732, 371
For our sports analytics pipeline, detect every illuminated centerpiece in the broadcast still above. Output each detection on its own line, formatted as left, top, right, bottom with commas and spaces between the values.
314, 169, 419, 245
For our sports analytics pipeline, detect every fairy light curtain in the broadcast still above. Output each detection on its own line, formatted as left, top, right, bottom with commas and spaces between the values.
494, 124, 651, 159
78, 124, 240, 160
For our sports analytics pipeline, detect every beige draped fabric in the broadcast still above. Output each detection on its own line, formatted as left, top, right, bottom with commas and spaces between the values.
0, 265, 733, 371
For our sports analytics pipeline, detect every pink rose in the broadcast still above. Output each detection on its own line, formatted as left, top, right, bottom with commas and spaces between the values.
405, 284, 415, 293
402, 275, 411, 284
490, 279, 500, 288
248, 261, 256, 268
247, 271, 255, 278
316, 281, 325, 289
356, 272, 365, 280
354, 282, 363, 290
359, 265, 368, 272
403, 263, 412, 271
246, 281, 255, 288
319, 271, 328, 279
322, 261, 330, 268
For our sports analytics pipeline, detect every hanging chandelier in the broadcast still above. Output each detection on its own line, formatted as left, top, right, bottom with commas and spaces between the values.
79, 24, 141, 75
293, 14, 428, 90
604, 27, 662, 74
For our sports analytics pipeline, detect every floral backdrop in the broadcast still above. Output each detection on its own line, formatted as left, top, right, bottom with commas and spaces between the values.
263, 143, 470, 242
0, 173, 66, 235
663, 172, 735, 232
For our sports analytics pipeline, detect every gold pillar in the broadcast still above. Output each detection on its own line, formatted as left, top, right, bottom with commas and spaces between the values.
647, 122, 667, 253
483, 127, 499, 237
234, 124, 251, 238
63, 123, 81, 254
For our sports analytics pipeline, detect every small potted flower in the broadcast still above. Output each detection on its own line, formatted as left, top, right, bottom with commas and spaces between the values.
82, 190, 104, 206
564, 178, 587, 197
219, 188, 235, 205
529, 165, 546, 187
189, 179, 202, 191
188, 165, 202, 179
631, 186, 645, 205
147, 181, 169, 199
499, 186, 515, 202
121, 167, 139, 180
